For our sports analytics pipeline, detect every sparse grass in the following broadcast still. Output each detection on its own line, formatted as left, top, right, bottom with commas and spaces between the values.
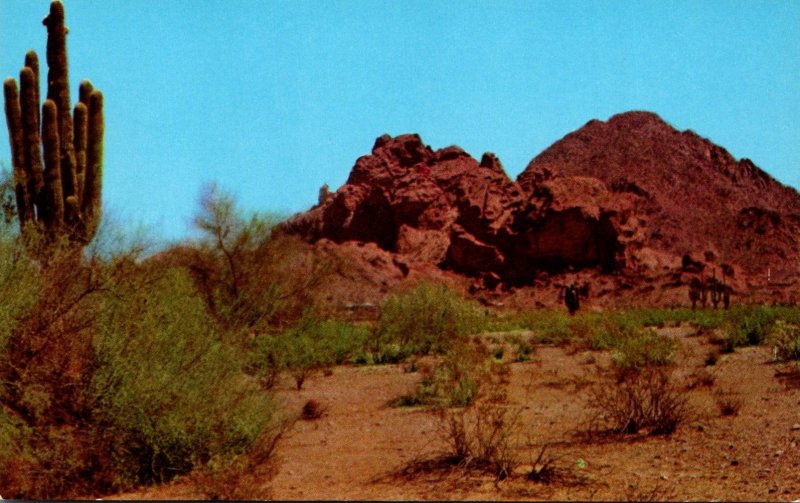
523, 311, 573, 344
523, 445, 561, 483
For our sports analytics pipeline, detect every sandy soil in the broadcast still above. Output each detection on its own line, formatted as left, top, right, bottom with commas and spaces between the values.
109, 325, 800, 501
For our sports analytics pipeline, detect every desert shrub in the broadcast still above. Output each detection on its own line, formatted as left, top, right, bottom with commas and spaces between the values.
554, 310, 676, 372
492, 346, 505, 360
0, 181, 285, 497
91, 267, 277, 488
250, 331, 320, 391
0, 236, 40, 353
596, 314, 644, 349
622, 475, 677, 502
0, 408, 35, 496
374, 282, 486, 357
768, 321, 800, 361
189, 423, 289, 500
435, 403, 521, 479
610, 329, 677, 372
301, 400, 326, 420
714, 390, 742, 416
587, 367, 689, 436
0, 227, 143, 497
185, 184, 340, 330
704, 350, 719, 366
397, 344, 486, 408
721, 305, 779, 350
507, 333, 534, 362
318, 320, 370, 365
372, 343, 408, 364
249, 310, 367, 389
248, 333, 290, 390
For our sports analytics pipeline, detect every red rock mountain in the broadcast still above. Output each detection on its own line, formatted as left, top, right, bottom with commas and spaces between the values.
279, 111, 800, 307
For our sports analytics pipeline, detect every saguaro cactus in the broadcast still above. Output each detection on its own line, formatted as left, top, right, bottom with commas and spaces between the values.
3, 1, 104, 246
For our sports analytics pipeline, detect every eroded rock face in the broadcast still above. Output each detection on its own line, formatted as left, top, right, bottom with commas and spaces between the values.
280, 132, 634, 285
279, 111, 800, 303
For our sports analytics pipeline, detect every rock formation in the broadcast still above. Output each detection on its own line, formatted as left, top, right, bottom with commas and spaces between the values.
279, 111, 800, 307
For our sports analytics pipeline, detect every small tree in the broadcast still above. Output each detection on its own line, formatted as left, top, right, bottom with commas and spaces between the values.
190, 182, 282, 331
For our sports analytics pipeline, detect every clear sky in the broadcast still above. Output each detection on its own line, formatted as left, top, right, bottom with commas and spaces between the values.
2, 0, 799, 244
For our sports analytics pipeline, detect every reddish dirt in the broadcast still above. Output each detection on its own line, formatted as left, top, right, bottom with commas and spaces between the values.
108, 326, 800, 501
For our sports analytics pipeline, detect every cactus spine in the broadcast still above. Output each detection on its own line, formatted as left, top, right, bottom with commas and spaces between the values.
3, 0, 104, 246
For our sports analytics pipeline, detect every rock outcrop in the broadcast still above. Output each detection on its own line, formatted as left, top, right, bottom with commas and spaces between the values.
281, 133, 528, 286
279, 111, 800, 307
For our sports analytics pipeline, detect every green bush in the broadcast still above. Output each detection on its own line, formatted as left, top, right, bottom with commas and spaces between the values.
318, 320, 370, 365
0, 235, 39, 354
721, 306, 779, 350
374, 282, 486, 357
611, 329, 677, 371
506, 333, 534, 362
397, 345, 484, 408
91, 267, 276, 487
250, 311, 369, 388
769, 321, 800, 361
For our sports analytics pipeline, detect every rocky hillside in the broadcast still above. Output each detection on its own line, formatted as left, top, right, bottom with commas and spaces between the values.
279, 111, 800, 308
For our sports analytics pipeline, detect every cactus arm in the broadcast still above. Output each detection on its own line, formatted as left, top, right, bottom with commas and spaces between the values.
78, 80, 93, 106
24, 51, 40, 132
43, 0, 78, 226
41, 99, 64, 233
19, 67, 46, 208
82, 90, 103, 242
3, 78, 33, 226
73, 102, 87, 205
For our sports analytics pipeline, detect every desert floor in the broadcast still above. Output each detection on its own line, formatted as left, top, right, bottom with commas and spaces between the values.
110, 325, 800, 501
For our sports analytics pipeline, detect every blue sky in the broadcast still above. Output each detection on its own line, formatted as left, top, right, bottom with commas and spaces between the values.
2, 0, 799, 243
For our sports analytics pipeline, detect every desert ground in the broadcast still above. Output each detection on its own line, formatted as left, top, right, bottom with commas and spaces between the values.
110, 323, 800, 501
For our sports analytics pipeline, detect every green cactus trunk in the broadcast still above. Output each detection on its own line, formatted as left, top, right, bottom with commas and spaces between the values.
2, 0, 104, 247
3, 79, 32, 228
